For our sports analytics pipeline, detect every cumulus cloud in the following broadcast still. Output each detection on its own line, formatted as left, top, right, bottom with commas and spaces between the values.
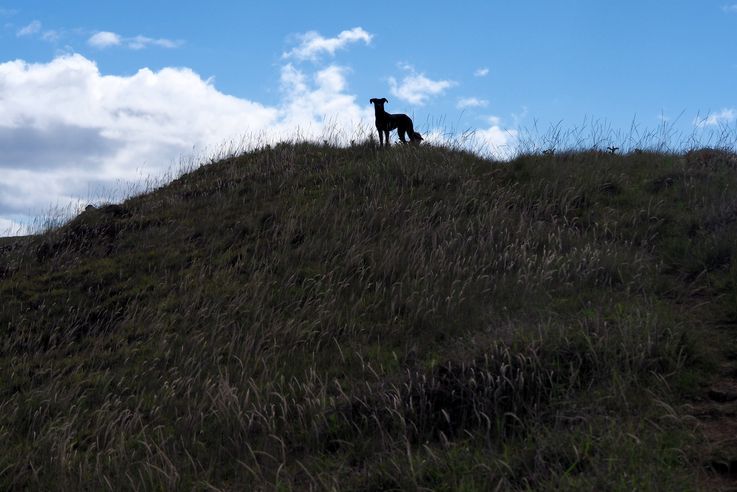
16, 20, 41, 37
0, 54, 374, 233
457, 97, 489, 109
693, 108, 736, 128
278, 63, 373, 137
388, 64, 456, 105
421, 115, 517, 160
0, 125, 119, 170
474, 116, 518, 158
88, 31, 182, 50
283, 27, 372, 61
474, 67, 489, 77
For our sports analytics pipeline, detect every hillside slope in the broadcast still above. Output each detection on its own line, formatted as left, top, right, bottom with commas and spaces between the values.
1, 143, 736, 490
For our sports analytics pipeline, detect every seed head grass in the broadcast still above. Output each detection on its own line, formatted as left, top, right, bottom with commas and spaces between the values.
1, 140, 736, 489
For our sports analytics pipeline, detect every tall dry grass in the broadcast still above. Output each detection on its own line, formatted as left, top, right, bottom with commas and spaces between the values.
1, 139, 736, 489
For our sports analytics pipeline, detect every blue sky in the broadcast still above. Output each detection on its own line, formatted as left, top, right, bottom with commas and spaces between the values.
1, 1, 736, 234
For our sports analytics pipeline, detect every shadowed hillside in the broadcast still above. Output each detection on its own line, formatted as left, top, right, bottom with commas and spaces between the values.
1, 142, 737, 490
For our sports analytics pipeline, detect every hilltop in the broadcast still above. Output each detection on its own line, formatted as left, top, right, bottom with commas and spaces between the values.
1, 142, 737, 490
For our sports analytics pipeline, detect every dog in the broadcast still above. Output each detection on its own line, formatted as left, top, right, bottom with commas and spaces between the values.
369, 98, 423, 146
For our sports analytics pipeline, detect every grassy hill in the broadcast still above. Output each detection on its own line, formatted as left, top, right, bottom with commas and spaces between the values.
1, 142, 737, 490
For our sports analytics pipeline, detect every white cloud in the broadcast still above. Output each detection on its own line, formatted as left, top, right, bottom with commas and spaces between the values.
16, 20, 41, 37
0, 54, 375, 231
41, 30, 60, 42
511, 106, 529, 126
88, 31, 182, 50
722, 4, 737, 13
388, 64, 456, 105
127, 35, 183, 50
457, 97, 488, 109
421, 115, 517, 160
278, 63, 373, 136
474, 117, 518, 158
0, 216, 26, 236
474, 67, 489, 77
88, 31, 122, 48
283, 27, 372, 61
693, 108, 736, 127
13, 20, 63, 43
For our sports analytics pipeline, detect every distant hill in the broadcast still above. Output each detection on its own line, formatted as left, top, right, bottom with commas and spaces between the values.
2, 142, 736, 490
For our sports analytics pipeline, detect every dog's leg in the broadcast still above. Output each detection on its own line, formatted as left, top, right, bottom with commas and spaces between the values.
383, 130, 390, 146
405, 120, 416, 142
406, 120, 422, 143
397, 128, 407, 143
407, 121, 421, 143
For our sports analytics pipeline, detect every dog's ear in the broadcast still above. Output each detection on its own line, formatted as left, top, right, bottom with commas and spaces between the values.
382, 98, 388, 104
369, 98, 375, 104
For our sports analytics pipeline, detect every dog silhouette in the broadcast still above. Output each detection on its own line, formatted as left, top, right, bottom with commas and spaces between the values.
369, 98, 423, 146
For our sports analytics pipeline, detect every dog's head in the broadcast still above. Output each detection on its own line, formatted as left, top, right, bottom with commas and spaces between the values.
369, 97, 389, 108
